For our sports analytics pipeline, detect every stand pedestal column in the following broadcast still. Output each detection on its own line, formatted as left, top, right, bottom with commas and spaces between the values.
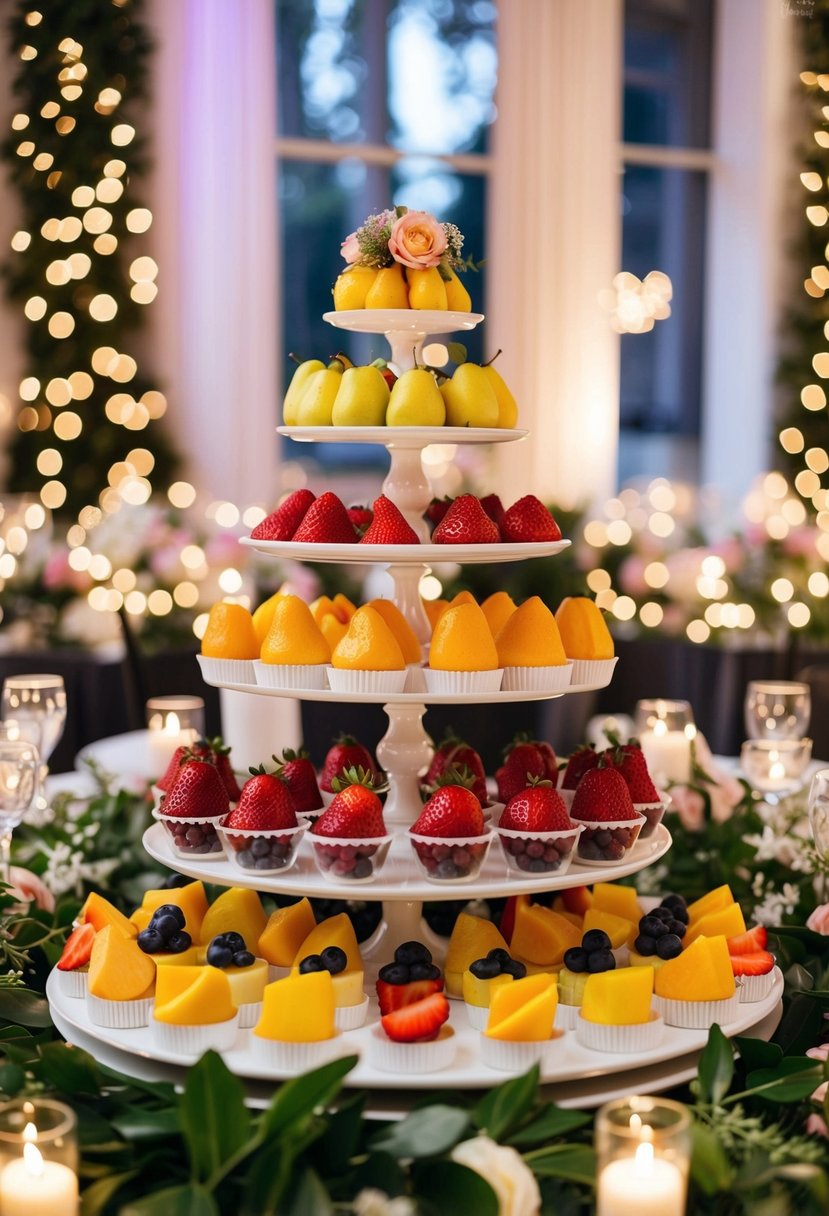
376, 701, 434, 826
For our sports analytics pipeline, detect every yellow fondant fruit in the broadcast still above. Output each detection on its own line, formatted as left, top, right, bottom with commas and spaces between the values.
582, 965, 654, 1026
386, 368, 446, 427
440, 363, 499, 429
496, 597, 568, 667
511, 902, 581, 967
422, 598, 449, 631
255, 971, 335, 1041
445, 913, 510, 997
252, 592, 286, 648
260, 595, 331, 666
81, 892, 137, 938
133, 882, 209, 943
201, 888, 268, 953
429, 602, 498, 672
443, 266, 472, 312
292, 912, 362, 974
155, 965, 236, 1025
295, 361, 345, 427
365, 263, 409, 309
591, 883, 642, 923
332, 365, 391, 427
481, 591, 517, 639
447, 590, 477, 610
258, 899, 317, 967
320, 614, 349, 650
481, 362, 519, 429
223, 958, 269, 1006
333, 265, 378, 311
407, 266, 448, 310
685, 902, 746, 946
554, 597, 615, 660
582, 908, 634, 951
462, 969, 513, 1008
88, 925, 156, 1002
332, 593, 357, 620
331, 605, 406, 671
332, 969, 365, 1007
201, 602, 259, 660
687, 884, 734, 924
367, 599, 422, 664
283, 358, 325, 425
485, 974, 557, 1041
655, 935, 736, 1002
310, 595, 344, 625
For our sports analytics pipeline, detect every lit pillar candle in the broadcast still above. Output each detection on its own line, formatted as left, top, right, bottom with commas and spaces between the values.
597, 1140, 684, 1216
639, 721, 693, 785
145, 696, 205, 777
0, 1141, 78, 1216
146, 710, 197, 774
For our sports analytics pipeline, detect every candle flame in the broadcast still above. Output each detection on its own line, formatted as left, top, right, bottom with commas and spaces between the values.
770, 761, 786, 780
652, 720, 667, 737
633, 1139, 654, 1178
163, 711, 181, 737
629, 1112, 642, 1134
22, 1121, 37, 1143
23, 1140, 44, 1177
684, 724, 697, 741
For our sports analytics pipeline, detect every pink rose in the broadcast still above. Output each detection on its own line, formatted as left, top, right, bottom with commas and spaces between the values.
807, 1045, 829, 1105
340, 232, 360, 264
8, 866, 55, 913
388, 211, 447, 269
618, 555, 648, 597
668, 786, 706, 832
807, 904, 829, 935
806, 1113, 829, 1139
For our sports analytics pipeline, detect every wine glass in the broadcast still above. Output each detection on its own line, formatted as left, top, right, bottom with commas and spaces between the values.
1, 676, 66, 815
744, 681, 811, 741
740, 738, 813, 800
809, 769, 829, 862
0, 740, 39, 884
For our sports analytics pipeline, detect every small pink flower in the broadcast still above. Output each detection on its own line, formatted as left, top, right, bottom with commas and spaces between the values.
807, 904, 829, 935
618, 556, 648, 597
340, 232, 361, 264
388, 211, 447, 269
8, 866, 55, 913
669, 786, 706, 832
783, 527, 819, 558
806, 1112, 829, 1139
42, 550, 89, 593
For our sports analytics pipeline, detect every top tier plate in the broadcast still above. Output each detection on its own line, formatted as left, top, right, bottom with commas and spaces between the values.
323, 308, 484, 336
279, 426, 527, 446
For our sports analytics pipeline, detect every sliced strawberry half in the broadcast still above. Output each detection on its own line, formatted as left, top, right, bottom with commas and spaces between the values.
57, 923, 96, 971
730, 950, 774, 977
727, 925, 768, 955
376, 977, 444, 1016
381, 991, 450, 1042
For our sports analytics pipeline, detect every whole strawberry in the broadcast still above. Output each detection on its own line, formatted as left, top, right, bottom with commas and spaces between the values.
425, 497, 453, 530
204, 737, 243, 801
292, 492, 358, 544
411, 785, 484, 837
570, 765, 636, 822
251, 489, 316, 541
156, 740, 210, 792
479, 493, 506, 529
499, 781, 573, 832
500, 495, 562, 543
160, 756, 229, 818
432, 495, 500, 545
347, 505, 374, 536
424, 731, 488, 804
604, 739, 660, 803
320, 734, 378, 793
312, 767, 386, 837
360, 495, 420, 545
224, 765, 298, 832
496, 736, 548, 803
561, 744, 599, 790
274, 748, 323, 813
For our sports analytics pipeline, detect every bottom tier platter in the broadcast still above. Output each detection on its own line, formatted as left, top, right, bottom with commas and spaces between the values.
46, 968, 782, 1098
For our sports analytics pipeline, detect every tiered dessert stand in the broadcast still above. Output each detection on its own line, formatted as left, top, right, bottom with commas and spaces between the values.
48, 309, 783, 1106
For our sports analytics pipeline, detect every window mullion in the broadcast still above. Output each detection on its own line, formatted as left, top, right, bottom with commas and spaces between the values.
276, 136, 493, 175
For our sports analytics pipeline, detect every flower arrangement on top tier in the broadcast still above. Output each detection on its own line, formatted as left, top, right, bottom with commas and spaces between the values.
333, 206, 475, 312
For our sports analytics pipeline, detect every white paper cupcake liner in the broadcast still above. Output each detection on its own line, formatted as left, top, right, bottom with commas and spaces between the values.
465, 1002, 490, 1031
87, 992, 154, 1029
568, 657, 618, 687
737, 970, 776, 1003
151, 1013, 240, 1054
653, 993, 740, 1028
423, 668, 503, 695
325, 667, 407, 694
254, 660, 328, 690
56, 968, 88, 999
500, 663, 573, 692
335, 995, 369, 1031
480, 1034, 561, 1072
196, 655, 256, 686
239, 1001, 263, 1030
252, 1033, 343, 1071
555, 1002, 581, 1031
576, 1011, 663, 1053
367, 1025, 456, 1074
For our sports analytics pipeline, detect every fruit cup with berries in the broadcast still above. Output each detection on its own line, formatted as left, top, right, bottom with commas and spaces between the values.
569, 764, 645, 864
604, 737, 668, 838
158, 755, 230, 860
496, 779, 583, 875
409, 775, 493, 883
218, 764, 306, 875
309, 767, 392, 883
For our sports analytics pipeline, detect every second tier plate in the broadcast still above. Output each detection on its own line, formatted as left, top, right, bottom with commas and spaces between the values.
278, 425, 527, 446
240, 537, 570, 564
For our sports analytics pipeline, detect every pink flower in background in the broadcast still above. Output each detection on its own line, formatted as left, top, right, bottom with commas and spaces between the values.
42, 550, 90, 593
806, 1113, 829, 1139
668, 732, 743, 830
340, 232, 361, 264
807, 1044, 829, 1106
807, 904, 829, 935
618, 555, 648, 597
8, 866, 55, 913
710, 536, 744, 573
149, 545, 184, 580
388, 211, 447, 269
783, 527, 820, 558
670, 786, 706, 832
204, 533, 241, 566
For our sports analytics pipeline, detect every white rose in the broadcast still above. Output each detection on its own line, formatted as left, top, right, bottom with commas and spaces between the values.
451, 1135, 541, 1216
352, 1190, 416, 1216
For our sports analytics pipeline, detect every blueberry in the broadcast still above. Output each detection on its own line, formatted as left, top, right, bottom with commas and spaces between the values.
409, 961, 437, 981
298, 953, 324, 974
150, 904, 186, 930
469, 957, 501, 979
206, 943, 233, 968
651, 906, 674, 922
587, 949, 616, 973
667, 919, 687, 939
320, 946, 347, 975
152, 912, 183, 941
582, 929, 611, 954
165, 930, 192, 954
501, 958, 527, 979
162, 873, 191, 889
634, 934, 657, 956
232, 950, 255, 968
221, 932, 246, 954
352, 858, 373, 879
639, 915, 666, 939
563, 947, 589, 973
669, 906, 689, 925
661, 893, 687, 913
251, 837, 270, 858
394, 941, 432, 967
378, 963, 410, 985
487, 948, 513, 967
436, 859, 461, 879
655, 933, 683, 960
137, 928, 164, 954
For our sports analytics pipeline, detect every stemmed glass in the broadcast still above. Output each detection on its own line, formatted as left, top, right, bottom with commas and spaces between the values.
0, 740, 39, 884
1, 676, 67, 815
744, 681, 811, 741
808, 770, 829, 902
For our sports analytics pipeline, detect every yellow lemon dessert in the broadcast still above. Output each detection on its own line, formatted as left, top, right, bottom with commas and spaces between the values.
481, 591, 517, 638
496, 597, 571, 691
252, 591, 286, 648
198, 602, 259, 682
256, 594, 331, 689
426, 602, 502, 693
422, 598, 449, 631
554, 598, 617, 686
367, 598, 422, 664
328, 605, 407, 692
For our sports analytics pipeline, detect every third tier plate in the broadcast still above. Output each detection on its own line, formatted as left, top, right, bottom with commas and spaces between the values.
240, 537, 570, 564
278, 425, 527, 446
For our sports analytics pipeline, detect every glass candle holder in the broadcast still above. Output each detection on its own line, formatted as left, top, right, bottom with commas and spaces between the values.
146, 695, 205, 776
634, 699, 696, 786
0, 1098, 78, 1215
744, 680, 811, 741
595, 1096, 691, 1216
808, 768, 829, 861
741, 738, 812, 797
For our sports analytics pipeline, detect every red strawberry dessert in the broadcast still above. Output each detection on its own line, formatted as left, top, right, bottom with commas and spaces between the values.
347, 504, 374, 536
604, 738, 664, 836
561, 744, 599, 790
727, 925, 775, 1001
320, 734, 378, 793
159, 756, 229, 856
479, 492, 506, 528
275, 748, 323, 815
380, 991, 450, 1043
292, 491, 358, 544
727, 925, 768, 954
570, 765, 644, 863
409, 785, 491, 881
57, 922, 96, 973
360, 495, 420, 545
423, 730, 488, 805
495, 735, 551, 803
432, 495, 500, 545
221, 765, 303, 872
310, 769, 390, 881
205, 737, 243, 801
500, 495, 562, 543
497, 780, 580, 874
251, 489, 316, 541
425, 497, 453, 529
376, 940, 444, 1015
729, 950, 774, 977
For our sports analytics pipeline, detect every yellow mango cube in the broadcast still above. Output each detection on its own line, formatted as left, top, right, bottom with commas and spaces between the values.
154, 965, 236, 1025
511, 903, 581, 967
258, 899, 317, 967
582, 908, 634, 950
685, 902, 745, 946
462, 970, 514, 1009
133, 882, 209, 942
590, 882, 641, 923
485, 974, 557, 1041
88, 925, 156, 1002
582, 966, 654, 1026
201, 888, 268, 953
254, 971, 335, 1042
655, 935, 736, 1002
444, 913, 509, 997
81, 892, 137, 939
291, 912, 362, 973
687, 884, 734, 924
